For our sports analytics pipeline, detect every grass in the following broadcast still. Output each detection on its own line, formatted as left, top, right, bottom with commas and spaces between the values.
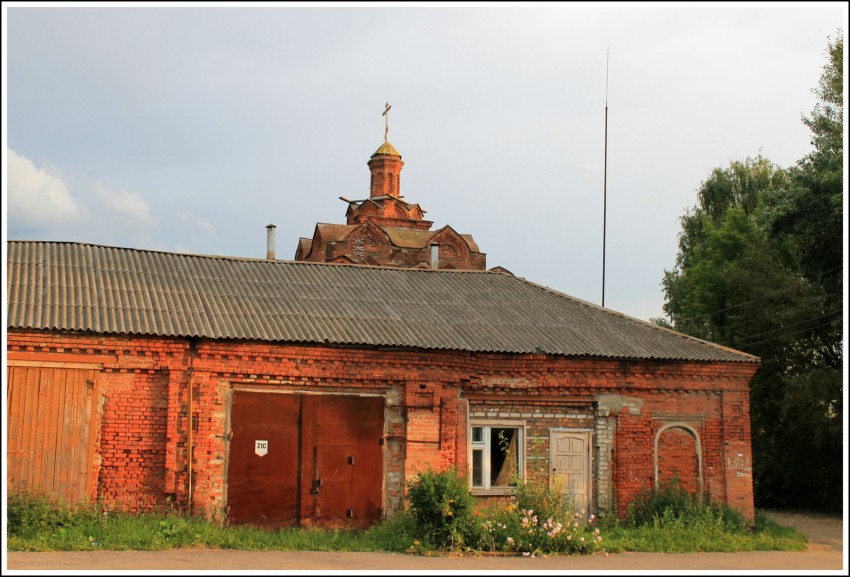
6, 493, 418, 553
6, 492, 808, 554
599, 510, 808, 553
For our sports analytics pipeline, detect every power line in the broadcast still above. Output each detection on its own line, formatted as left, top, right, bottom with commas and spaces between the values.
731, 318, 842, 352
670, 278, 844, 325
725, 308, 842, 348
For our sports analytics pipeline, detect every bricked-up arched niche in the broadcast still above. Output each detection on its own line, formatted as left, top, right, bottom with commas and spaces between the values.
654, 423, 703, 497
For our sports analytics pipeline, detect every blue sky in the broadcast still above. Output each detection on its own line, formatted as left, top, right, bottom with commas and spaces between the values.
3, 2, 846, 322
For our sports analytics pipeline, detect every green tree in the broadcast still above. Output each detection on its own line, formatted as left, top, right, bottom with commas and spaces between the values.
661, 34, 843, 512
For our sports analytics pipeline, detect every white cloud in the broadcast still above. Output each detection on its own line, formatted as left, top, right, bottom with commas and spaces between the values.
92, 182, 156, 224
7, 148, 85, 229
177, 213, 216, 235
6, 148, 158, 246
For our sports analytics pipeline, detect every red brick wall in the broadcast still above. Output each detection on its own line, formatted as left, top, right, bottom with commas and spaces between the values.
656, 426, 700, 494
6, 329, 757, 522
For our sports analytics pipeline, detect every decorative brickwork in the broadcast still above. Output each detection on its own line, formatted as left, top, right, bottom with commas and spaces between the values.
656, 424, 701, 494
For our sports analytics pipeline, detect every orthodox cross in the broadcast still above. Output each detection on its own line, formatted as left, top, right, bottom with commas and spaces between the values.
382, 101, 392, 141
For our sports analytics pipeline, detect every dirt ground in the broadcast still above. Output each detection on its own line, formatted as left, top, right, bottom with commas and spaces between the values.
4, 509, 845, 572
762, 509, 844, 552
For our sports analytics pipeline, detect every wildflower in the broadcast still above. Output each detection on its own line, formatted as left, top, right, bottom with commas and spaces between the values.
506, 537, 514, 545
567, 535, 572, 541
580, 537, 585, 543
594, 528, 600, 535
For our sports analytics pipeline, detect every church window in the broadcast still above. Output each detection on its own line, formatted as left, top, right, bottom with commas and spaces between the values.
470, 422, 524, 493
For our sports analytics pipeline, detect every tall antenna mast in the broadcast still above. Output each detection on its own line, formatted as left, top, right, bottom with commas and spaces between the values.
602, 47, 609, 308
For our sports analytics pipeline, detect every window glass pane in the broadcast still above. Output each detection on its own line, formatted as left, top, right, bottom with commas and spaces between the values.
472, 427, 483, 443
490, 428, 519, 486
472, 449, 484, 487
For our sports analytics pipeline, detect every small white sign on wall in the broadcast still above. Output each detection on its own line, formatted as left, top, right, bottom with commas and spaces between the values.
255, 440, 269, 457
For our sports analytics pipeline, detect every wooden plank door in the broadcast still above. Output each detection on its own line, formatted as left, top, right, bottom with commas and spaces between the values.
6, 366, 98, 504
550, 429, 592, 513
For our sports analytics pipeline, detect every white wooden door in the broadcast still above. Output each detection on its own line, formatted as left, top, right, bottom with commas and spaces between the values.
550, 430, 591, 513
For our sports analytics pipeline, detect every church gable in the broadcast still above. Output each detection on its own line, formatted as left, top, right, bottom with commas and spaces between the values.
430, 226, 486, 270
429, 226, 471, 270
295, 237, 313, 261
343, 221, 392, 266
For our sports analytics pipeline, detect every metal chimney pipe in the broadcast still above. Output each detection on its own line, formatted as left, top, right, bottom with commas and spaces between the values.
266, 224, 276, 260
429, 242, 439, 270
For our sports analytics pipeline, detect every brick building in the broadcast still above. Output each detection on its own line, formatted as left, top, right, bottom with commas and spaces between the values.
294, 136, 486, 270
6, 236, 759, 527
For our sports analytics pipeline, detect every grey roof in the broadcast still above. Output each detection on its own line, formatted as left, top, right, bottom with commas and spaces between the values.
6, 241, 758, 363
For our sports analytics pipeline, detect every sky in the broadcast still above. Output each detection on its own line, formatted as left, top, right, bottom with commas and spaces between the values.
3, 2, 847, 323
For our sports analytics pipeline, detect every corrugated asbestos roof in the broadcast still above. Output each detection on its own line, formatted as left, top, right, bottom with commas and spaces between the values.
6, 241, 758, 363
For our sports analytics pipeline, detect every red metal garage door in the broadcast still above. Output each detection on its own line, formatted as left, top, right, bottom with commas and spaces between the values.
226, 392, 384, 529
225, 391, 301, 527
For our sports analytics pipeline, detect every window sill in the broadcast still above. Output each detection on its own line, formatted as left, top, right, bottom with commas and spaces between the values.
471, 487, 518, 497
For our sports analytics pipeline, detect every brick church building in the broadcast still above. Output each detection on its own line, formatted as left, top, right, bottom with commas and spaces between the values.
295, 126, 485, 271
6, 114, 759, 528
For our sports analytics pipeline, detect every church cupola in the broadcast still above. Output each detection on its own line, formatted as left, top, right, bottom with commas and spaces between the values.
368, 102, 404, 198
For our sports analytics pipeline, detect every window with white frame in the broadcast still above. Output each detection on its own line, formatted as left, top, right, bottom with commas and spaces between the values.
470, 423, 523, 491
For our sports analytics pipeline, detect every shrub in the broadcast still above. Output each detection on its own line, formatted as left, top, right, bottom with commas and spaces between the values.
514, 477, 573, 523
624, 479, 749, 533
404, 467, 476, 550
475, 480, 604, 556
625, 479, 695, 527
